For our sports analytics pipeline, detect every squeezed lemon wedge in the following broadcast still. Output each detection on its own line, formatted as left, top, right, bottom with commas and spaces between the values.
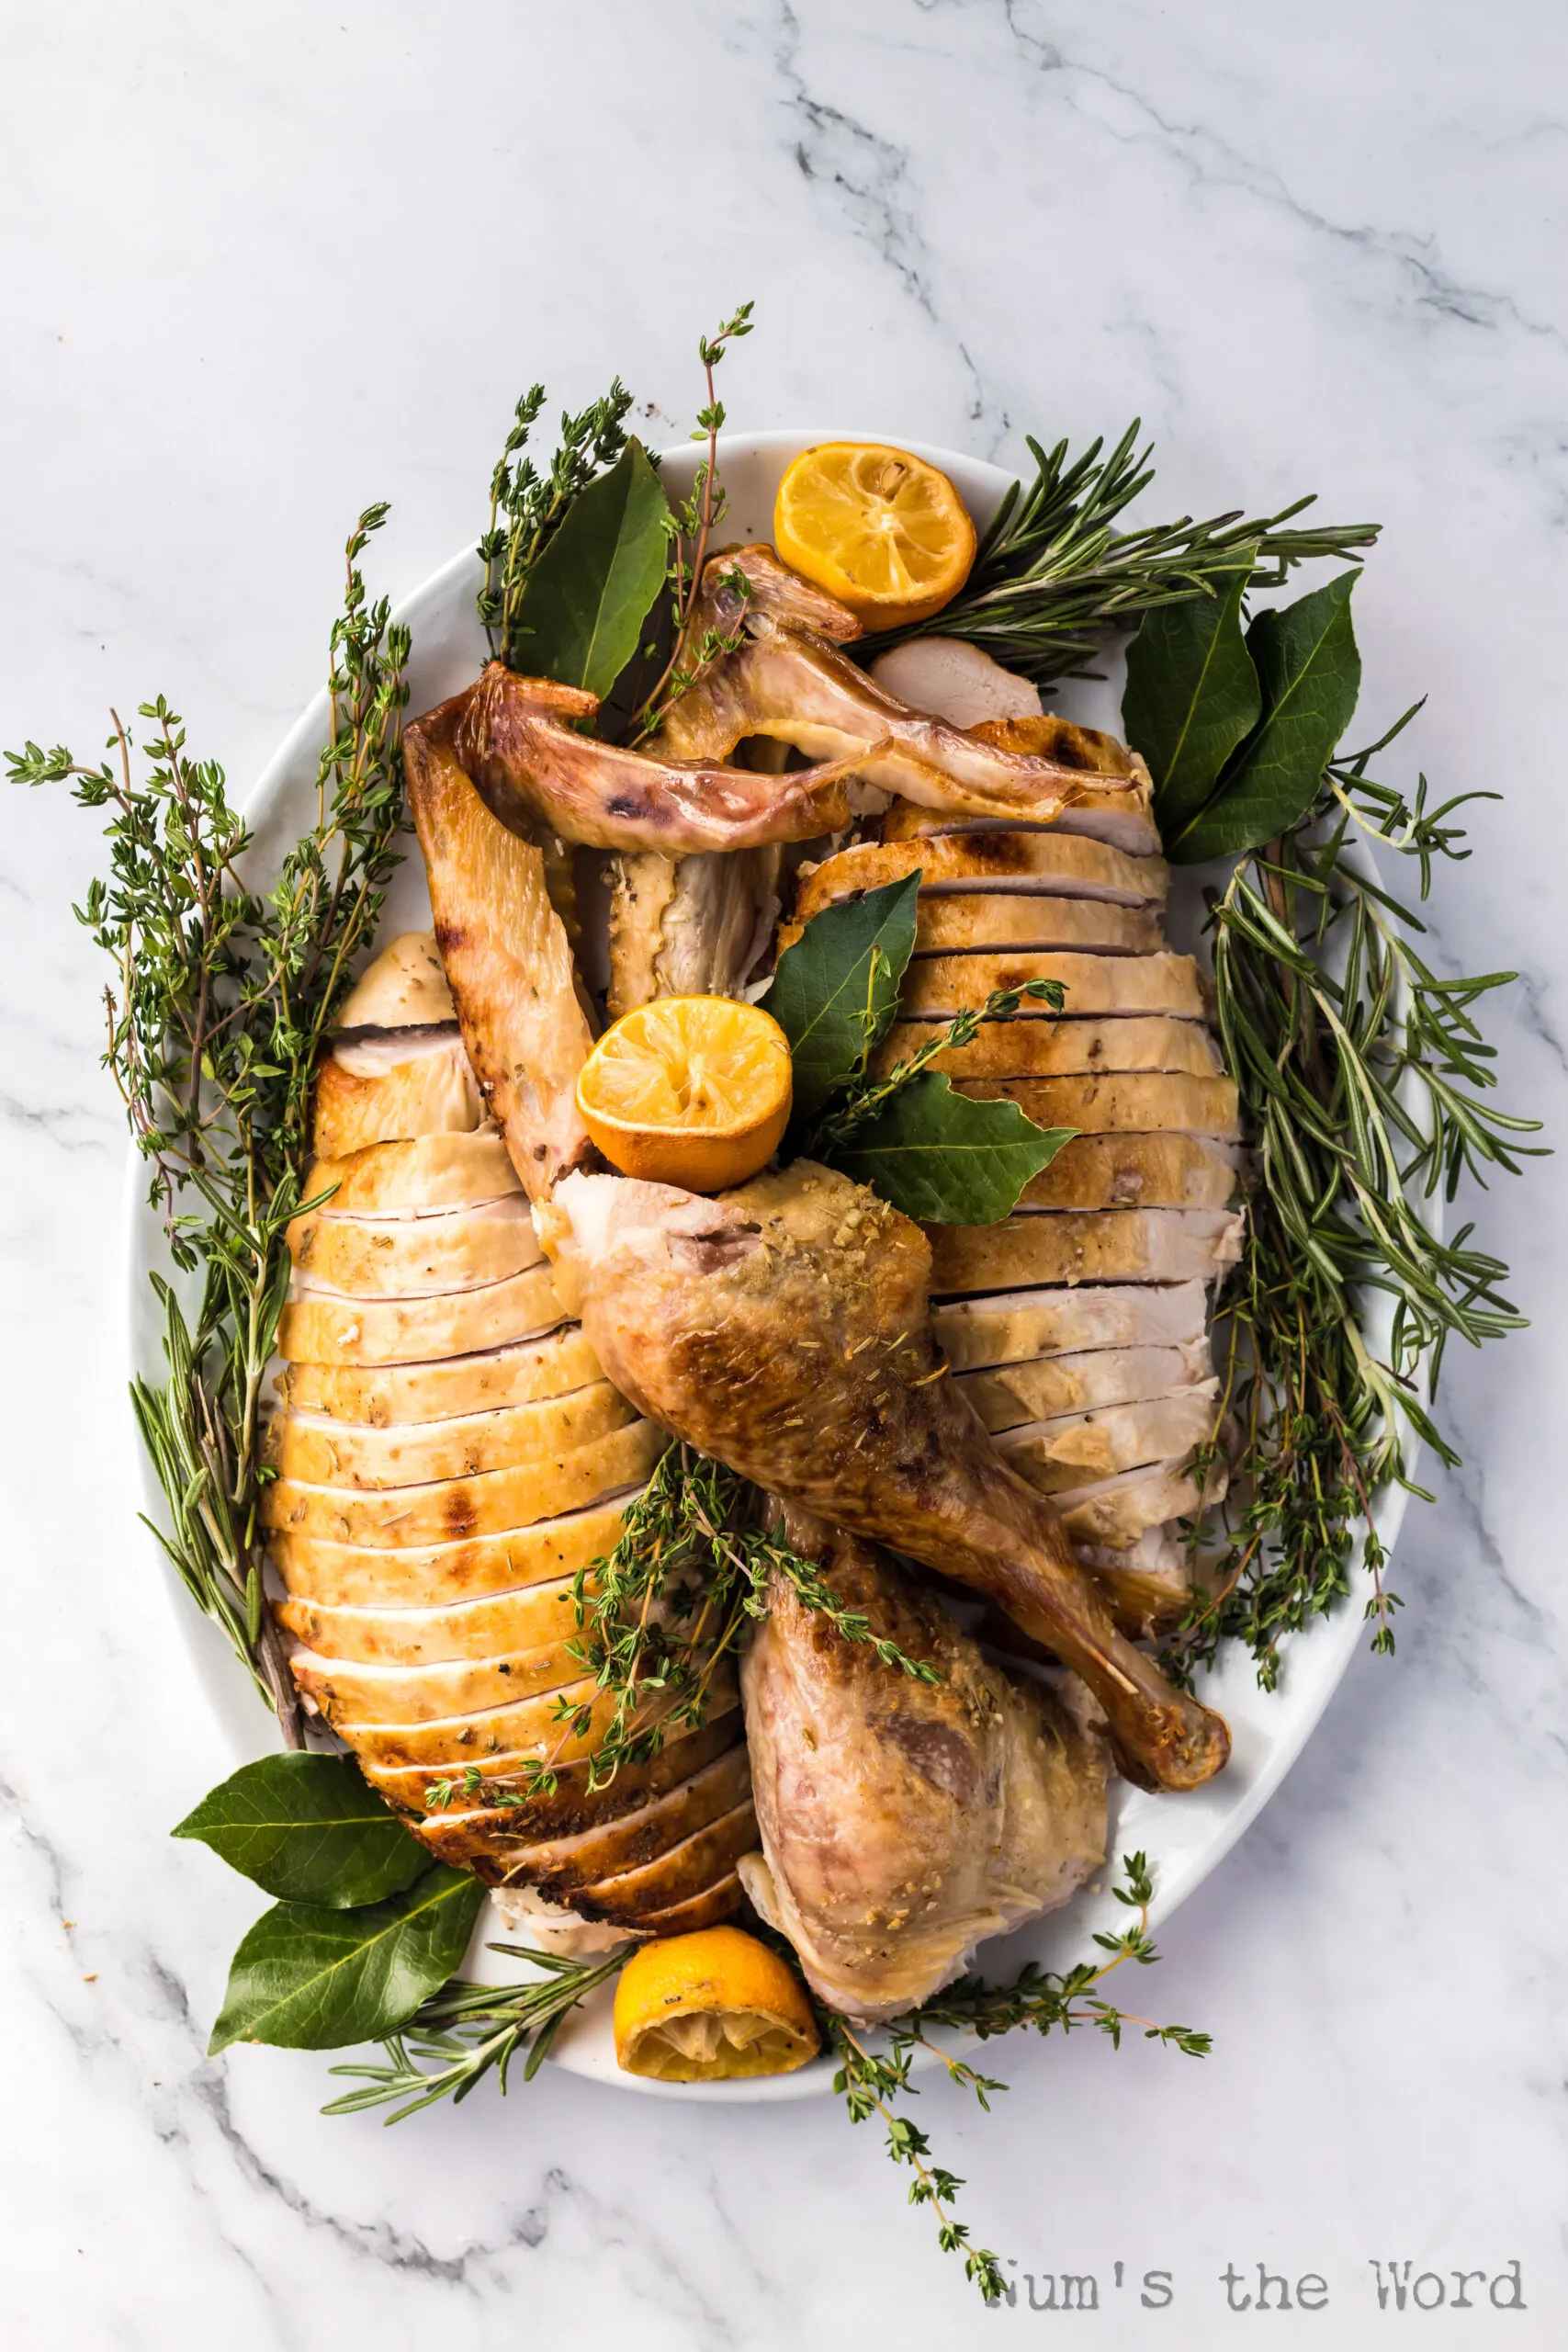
774, 440, 977, 630
576, 996, 793, 1193
614, 1926, 821, 2083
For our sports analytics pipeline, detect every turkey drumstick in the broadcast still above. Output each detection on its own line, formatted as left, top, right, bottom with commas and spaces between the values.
549, 1163, 1231, 1794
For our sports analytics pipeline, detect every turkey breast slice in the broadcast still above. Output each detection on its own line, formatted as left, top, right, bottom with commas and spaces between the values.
958, 1341, 1217, 1432
957, 1071, 1240, 1140
792, 831, 1168, 917
902, 951, 1204, 1021
929, 1209, 1244, 1293
1054, 1455, 1230, 1546
995, 1388, 1221, 1489
276, 1573, 586, 1665
287, 1195, 545, 1297
291, 1636, 587, 1728
339, 1662, 737, 1772
261, 1419, 666, 1548
304, 1132, 521, 1216
931, 1279, 1212, 1369
567, 1802, 759, 1925
276, 1261, 565, 1366
908, 894, 1164, 956
266, 1496, 637, 1609
311, 1031, 483, 1159
874, 1016, 1221, 1082
278, 1328, 604, 1428
267, 1380, 632, 1490
626, 1873, 744, 1935
367, 1703, 742, 1823
416, 1744, 753, 1882
1016, 1134, 1238, 1213
335, 931, 455, 1029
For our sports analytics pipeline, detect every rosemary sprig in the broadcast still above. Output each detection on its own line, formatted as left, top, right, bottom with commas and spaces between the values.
7, 510, 411, 1736
805, 977, 1065, 1159
859, 421, 1380, 686
453, 1443, 939, 1805
478, 380, 635, 667
1169, 728, 1540, 1683
825, 1852, 1210, 2302
322, 1944, 623, 2123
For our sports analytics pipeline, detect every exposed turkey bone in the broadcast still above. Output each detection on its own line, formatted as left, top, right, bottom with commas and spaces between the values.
550, 1162, 1230, 1793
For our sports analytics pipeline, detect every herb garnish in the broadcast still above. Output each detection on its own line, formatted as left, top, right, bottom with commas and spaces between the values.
7, 510, 410, 1739
859, 419, 1379, 686
824, 1853, 1210, 2301
479, 381, 635, 669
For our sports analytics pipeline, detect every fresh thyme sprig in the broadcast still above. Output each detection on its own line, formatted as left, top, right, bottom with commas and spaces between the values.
478, 380, 635, 667
859, 421, 1380, 686
805, 977, 1066, 1159
449, 1443, 940, 1805
7, 509, 411, 1736
633, 301, 755, 733
322, 1944, 623, 2123
1168, 725, 1540, 1684
826, 1852, 1210, 2303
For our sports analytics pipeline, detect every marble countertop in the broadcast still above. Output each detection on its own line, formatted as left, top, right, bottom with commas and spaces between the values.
4, 4, 1565, 2344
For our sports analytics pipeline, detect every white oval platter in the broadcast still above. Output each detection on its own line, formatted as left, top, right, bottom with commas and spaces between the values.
126, 429, 1411, 2104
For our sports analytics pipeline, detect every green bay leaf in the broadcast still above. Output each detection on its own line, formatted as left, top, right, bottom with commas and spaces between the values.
832, 1071, 1075, 1225
1122, 569, 1259, 837
174, 1753, 428, 1908
507, 437, 670, 697
765, 872, 920, 1131
1171, 570, 1361, 863
209, 1866, 484, 2054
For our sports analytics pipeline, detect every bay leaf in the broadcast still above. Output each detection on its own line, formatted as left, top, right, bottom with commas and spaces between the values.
766, 872, 920, 1131
1171, 570, 1361, 862
1122, 568, 1259, 838
832, 1072, 1076, 1225
209, 1867, 485, 2054
174, 1753, 428, 1908
507, 438, 670, 697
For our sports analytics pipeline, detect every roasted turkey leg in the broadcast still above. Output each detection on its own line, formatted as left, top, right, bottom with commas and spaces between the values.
550, 1163, 1231, 1793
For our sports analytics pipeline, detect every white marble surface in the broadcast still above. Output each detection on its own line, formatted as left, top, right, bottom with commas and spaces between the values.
3, 3, 1566, 2344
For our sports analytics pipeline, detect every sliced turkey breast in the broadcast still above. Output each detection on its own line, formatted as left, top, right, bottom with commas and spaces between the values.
423, 1746, 754, 1885
791, 832, 1168, 921
266, 1380, 634, 1489
368, 1704, 742, 1823
335, 932, 456, 1030
287, 1195, 545, 1298
276, 1261, 565, 1366
929, 1209, 1244, 1293
292, 1638, 586, 1728
266, 1497, 636, 1609
262, 1419, 666, 1548
1016, 1134, 1238, 1213
867, 636, 1043, 729
278, 1327, 604, 1428
1055, 1455, 1230, 1546
276, 1574, 586, 1666
902, 950, 1204, 1021
958, 1341, 1217, 1432
566, 1803, 760, 1924
312, 1030, 483, 1159
874, 1015, 1221, 1082
344, 1662, 737, 1773
622, 1875, 743, 1935
908, 893, 1165, 956
931, 1278, 1212, 1369
304, 1132, 520, 1216
956, 1071, 1240, 1139
996, 1388, 1221, 1490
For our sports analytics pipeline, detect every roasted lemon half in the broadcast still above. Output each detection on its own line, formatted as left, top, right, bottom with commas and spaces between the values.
576, 996, 793, 1193
774, 440, 976, 630
614, 1926, 821, 2083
